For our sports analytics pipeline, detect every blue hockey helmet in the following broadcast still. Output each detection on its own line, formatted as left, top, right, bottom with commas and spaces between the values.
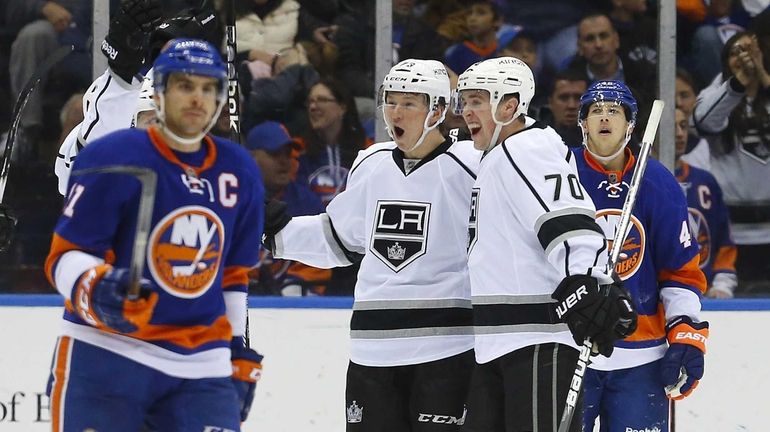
152, 38, 227, 96
578, 80, 638, 124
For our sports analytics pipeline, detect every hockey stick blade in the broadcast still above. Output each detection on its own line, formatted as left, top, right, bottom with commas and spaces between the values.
71, 165, 157, 298
0, 45, 75, 203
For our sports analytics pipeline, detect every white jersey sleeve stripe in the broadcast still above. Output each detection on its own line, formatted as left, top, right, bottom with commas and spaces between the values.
538, 215, 604, 256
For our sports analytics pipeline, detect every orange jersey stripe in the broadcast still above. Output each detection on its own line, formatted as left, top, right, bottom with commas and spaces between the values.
50, 336, 72, 432
624, 303, 666, 342
129, 314, 232, 350
46, 234, 115, 288
658, 255, 707, 294
712, 245, 737, 273
223, 266, 251, 290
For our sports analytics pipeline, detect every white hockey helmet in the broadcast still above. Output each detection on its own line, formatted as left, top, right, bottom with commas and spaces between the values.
455, 56, 535, 150
456, 56, 534, 119
380, 59, 451, 152
132, 72, 156, 127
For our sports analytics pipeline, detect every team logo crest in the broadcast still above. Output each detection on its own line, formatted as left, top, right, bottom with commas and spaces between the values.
737, 128, 770, 164
595, 209, 646, 280
309, 165, 349, 205
467, 188, 480, 252
687, 208, 711, 268
370, 200, 431, 272
148, 206, 225, 298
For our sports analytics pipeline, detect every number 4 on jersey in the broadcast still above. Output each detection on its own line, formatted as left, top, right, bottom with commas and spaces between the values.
679, 220, 692, 248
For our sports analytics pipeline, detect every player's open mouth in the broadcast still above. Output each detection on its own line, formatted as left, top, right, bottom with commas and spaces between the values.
394, 126, 405, 138
469, 125, 482, 136
599, 127, 611, 135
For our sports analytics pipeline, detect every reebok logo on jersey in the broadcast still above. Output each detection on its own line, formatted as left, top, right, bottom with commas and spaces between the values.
370, 200, 431, 272
148, 206, 225, 298
624, 427, 661, 432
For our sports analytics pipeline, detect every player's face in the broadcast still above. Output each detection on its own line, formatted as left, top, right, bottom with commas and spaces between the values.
460, 89, 495, 150
160, 74, 220, 138
675, 108, 688, 159
583, 101, 630, 156
578, 16, 619, 68
252, 144, 294, 192
549, 80, 587, 128
307, 83, 346, 133
383, 92, 431, 151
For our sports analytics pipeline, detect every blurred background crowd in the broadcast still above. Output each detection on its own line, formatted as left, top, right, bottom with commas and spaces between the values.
1, 0, 769, 297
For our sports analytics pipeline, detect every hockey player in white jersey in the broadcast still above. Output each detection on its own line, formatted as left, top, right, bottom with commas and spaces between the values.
263, 59, 480, 431
454, 57, 637, 431
54, 0, 218, 195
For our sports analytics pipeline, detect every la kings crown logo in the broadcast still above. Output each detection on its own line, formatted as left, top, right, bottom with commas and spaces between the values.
370, 200, 431, 272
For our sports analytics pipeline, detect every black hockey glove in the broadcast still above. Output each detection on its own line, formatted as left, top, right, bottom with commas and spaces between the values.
102, 0, 162, 83
148, 7, 219, 61
0, 204, 18, 252
552, 274, 638, 357
262, 199, 292, 254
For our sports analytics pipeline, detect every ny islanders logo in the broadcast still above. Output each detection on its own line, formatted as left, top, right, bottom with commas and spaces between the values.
595, 209, 646, 280
148, 206, 225, 298
687, 208, 711, 268
370, 200, 431, 272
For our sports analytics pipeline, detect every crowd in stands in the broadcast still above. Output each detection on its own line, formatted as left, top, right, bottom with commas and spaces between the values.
1, 0, 769, 296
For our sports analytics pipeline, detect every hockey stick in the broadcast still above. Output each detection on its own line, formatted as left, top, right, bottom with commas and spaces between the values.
223, 0, 251, 346
71, 165, 157, 298
557, 100, 665, 432
0, 45, 74, 203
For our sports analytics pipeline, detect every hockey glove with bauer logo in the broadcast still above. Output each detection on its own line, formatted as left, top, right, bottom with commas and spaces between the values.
661, 315, 709, 400
102, 0, 162, 82
231, 336, 264, 421
71, 264, 158, 334
552, 274, 638, 357
262, 199, 292, 254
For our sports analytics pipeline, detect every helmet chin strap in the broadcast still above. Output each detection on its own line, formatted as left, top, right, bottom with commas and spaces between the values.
156, 93, 226, 146
483, 102, 518, 152
580, 121, 635, 165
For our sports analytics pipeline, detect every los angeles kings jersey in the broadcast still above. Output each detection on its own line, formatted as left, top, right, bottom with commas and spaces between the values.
45, 126, 265, 379
574, 148, 707, 371
274, 139, 481, 367
468, 118, 609, 364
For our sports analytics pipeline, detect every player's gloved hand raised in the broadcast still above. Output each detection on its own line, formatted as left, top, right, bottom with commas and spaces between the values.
102, 0, 162, 82
0, 203, 18, 252
262, 199, 292, 253
231, 336, 263, 421
71, 264, 158, 333
552, 274, 638, 357
661, 315, 709, 400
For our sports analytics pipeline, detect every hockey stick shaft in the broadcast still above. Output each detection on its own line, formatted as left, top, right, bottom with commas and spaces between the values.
557, 100, 665, 432
71, 165, 157, 298
0, 45, 74, 203
224, 0, 251, 346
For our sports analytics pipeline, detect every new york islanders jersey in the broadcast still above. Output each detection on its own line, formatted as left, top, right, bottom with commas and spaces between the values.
45, 126, 265, 379
574, 148, 707, 371
675, 162, 737, 285
274, 139, 481, 367
467, 118, 610, 364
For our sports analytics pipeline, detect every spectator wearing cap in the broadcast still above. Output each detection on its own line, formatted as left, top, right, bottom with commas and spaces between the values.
497, 26, 537, 72
246, 121, 330, 295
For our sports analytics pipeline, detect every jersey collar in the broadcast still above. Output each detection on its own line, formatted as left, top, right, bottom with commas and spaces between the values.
148, 125, 218, 177
583, 147, 636, 183
391, 139, 451, 176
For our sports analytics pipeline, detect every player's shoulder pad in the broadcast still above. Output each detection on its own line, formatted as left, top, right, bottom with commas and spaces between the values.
350, 141, 396, 173
75, 128, 148, 168
643, 158, 686, 201
447, 139, 482, 173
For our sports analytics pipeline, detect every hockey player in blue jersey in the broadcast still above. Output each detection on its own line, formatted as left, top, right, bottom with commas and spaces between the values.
44, 39, 264, 431
675, 107, 738, 298
574, 80, 709, 431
